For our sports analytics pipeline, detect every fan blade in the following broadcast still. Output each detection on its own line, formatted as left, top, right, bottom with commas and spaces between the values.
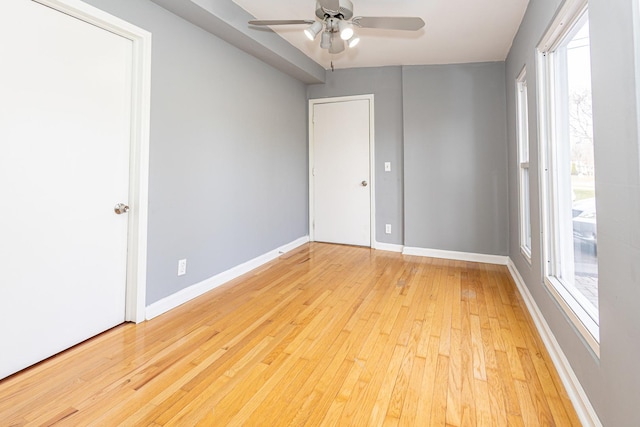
317, 0, 340, 12
353, 16, 425, 31
248, 20, 315, 26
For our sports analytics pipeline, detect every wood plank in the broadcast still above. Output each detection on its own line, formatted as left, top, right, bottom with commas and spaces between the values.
398, 352, 426, 426
415, 336, 440, 425
430, 354, 450, 427
459, 299, 476, 427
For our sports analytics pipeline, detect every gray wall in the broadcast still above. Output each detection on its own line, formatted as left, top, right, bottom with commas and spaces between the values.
83, 0, 309, 304
307, 67, 405, 245
307, 65, 509, 254
506, 0, 640, 424
403, 63, 509, 255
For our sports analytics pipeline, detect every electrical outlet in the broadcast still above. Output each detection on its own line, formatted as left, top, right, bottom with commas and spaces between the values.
385, 224, 392, 234
384, 162, 391, 172
178, 259, 187, 276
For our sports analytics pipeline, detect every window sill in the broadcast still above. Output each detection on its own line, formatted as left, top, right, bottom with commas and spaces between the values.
543, 276, 600, 357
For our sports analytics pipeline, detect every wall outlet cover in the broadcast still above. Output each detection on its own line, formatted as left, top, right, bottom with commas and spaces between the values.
178, 259, 187, 276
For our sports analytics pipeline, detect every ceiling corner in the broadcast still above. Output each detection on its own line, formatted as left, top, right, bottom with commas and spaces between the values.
148, 0, 326, 84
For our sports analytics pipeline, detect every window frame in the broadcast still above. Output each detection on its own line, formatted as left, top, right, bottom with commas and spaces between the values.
516, 67, 532, 263
536, 0, 600, 356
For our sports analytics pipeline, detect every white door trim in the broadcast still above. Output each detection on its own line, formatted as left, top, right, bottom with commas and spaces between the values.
309, 95, 376, 247
35, 0, 152, 323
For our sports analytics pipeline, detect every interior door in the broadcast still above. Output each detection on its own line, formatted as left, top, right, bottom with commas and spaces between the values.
312, 98, 372, 247
0, 0, 133, 379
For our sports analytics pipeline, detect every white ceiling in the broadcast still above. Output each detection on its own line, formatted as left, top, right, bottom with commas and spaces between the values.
233, 0, 529, 70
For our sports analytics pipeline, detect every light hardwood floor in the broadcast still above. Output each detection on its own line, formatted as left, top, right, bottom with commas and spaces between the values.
0, 243, 581, 426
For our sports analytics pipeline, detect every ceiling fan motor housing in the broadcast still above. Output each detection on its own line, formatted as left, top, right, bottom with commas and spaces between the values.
315, 0, 353, 20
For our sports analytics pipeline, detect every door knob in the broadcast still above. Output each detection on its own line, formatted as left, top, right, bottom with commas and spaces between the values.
114, 203, 130, 215
361, 181, 368, 187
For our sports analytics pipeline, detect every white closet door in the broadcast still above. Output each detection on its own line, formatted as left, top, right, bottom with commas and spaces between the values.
0, 0, 133, 379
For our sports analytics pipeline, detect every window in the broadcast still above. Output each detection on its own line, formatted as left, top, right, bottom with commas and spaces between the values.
538, 0, 599, 354
516, 68, 532, 261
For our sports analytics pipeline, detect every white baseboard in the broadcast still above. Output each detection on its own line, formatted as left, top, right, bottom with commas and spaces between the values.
374, 241, 404, 253
145, 236, 310, 320
507, 259, 602, 427
402, 246, 509, 265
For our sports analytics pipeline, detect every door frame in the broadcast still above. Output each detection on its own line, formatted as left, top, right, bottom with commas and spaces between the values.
308, 94, 376, 247
36, 0, 152, 323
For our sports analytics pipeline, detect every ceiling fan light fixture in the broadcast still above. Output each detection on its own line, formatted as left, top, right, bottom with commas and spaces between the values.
338, 20, 354, 40
328, 33, 345, 54
304, 21, 323, 40
320, 31, 332, 49
347, 34, 360, 48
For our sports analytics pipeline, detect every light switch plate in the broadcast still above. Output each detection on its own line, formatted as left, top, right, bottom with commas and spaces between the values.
384, 162, 391, 172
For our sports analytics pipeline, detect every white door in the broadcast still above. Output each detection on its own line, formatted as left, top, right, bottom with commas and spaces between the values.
311, 98, 372, 247
0, 0, 133, 379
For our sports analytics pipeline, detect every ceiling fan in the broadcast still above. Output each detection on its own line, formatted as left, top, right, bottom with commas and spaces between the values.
248, 0, 425, 54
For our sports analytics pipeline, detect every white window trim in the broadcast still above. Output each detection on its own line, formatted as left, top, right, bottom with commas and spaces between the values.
536, 0, 599, 356
516, 67, 532, 263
